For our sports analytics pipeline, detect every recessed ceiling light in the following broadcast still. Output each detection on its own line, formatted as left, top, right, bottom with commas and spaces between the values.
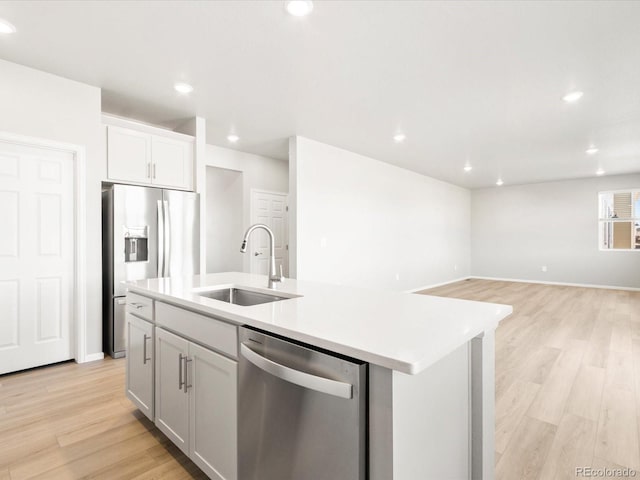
0, 18, 16, 34
393, 133, 406, 143
286, 0, 314, 16
596, 168, 605, 176
562, 91, 584, 103
174, 82, 194, 94
227, 134, 239, 143
463, 165, 472, 172
585, 146, 599, 155
496, 179, 504, 186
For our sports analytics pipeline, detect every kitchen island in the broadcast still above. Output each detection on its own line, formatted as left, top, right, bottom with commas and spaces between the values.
125, 272, 512, 480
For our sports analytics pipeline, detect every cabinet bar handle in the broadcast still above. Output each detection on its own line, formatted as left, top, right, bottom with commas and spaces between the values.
153, 163, 156, 179
147, 162, 151, 178
184, 357, 192, 393
143, 334, 151, 364
178, 353, 185, 390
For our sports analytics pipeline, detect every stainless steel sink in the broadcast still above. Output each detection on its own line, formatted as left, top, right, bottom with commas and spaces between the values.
195, 287, 294, 306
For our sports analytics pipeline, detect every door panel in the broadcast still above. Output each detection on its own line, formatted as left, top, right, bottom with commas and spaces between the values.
0, 141, 74, 374
36, 277, 62, 342
163, 190, 200, 278
0, 280, 18, 349
0, 190, 18, 255
113, 298, 127, 354
189, 342, 238, 480
126, 314, 154, 421
152, 136, 192, 190
155, 327, 190, 454
250, 191, 288, 276
107, 126, 151, 183
112, 185, 162, 296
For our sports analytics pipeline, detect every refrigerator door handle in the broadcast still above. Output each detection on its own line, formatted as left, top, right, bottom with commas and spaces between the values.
163, 200, 170, 277
157, 200, 165, 277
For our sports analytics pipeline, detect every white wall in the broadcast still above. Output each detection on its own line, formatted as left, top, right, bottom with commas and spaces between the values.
0, 59, 104, 357
205, 144, 288, 272
206, 167, 243, 272
290, 136, 470, 291
471, 174, 640, 289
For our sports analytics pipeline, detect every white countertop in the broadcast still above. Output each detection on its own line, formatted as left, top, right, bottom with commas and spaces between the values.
126, 272, 512, 375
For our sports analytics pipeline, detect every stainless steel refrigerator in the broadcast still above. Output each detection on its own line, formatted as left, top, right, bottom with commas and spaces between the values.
102, 184, 200, 358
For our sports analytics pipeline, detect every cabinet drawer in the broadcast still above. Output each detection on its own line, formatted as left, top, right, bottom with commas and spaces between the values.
156, 302, 237, 359
126, 292, 154, 321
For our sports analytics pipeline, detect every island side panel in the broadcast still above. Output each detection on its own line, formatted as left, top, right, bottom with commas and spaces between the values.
369, 365, 394, 480
393, 342, 470, 479
471, 330, 495, 480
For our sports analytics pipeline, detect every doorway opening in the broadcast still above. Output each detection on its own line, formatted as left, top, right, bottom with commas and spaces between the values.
206, 166, 244, 273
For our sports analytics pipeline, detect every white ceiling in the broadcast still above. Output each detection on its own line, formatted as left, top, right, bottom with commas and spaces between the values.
0, 0, 639, 188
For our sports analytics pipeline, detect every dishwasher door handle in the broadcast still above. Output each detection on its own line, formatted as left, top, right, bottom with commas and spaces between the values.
240, 343, 353, 399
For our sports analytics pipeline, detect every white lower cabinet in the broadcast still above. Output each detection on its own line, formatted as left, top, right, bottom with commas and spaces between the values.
155, 327, 238, 480
126, 313, 154, 421
155, 328, 190, 453
190, 342, 238, 480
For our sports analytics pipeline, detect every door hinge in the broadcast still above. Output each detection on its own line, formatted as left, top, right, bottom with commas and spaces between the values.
286, 244, 289, 251
286, 206, 289, 212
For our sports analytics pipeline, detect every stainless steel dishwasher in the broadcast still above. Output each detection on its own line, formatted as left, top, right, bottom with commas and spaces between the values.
238, 326, 367, 480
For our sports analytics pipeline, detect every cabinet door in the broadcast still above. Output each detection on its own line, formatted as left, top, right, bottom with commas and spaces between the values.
189, 342, 238, 480
107, 126, 151, 183
151, 135, 193, 190
155, 327, 190, 454
125, 314, 154, 420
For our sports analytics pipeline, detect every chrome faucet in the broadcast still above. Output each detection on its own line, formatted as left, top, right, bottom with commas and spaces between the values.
240, 224, 284, 289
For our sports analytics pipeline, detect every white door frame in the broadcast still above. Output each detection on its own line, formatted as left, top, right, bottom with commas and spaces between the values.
249, 188, 289, 275
0, 131, 89, 364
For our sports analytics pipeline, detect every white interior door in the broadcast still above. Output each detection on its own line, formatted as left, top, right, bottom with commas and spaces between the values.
250, 190, 288, 277
0, 141, 74, 374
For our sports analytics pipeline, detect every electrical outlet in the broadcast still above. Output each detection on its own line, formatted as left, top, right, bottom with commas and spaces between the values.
541, 265, 547, 272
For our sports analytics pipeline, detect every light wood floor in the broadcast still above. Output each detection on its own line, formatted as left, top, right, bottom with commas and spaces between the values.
421, 279, 640, 480
0, 357, 205, 479
2, 279, 639, 479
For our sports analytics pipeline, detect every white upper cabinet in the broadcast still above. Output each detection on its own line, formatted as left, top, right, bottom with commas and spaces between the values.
151, 135, 192, 189
105, 118, 194, 191
107, 126, 151, 184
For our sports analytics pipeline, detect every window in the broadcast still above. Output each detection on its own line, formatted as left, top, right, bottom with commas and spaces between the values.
598, 190, 640, 250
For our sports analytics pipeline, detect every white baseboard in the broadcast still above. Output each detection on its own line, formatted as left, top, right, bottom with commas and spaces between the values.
78, 352, 105, 363
469, 276, 640, 292
405, 277, 471, 294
